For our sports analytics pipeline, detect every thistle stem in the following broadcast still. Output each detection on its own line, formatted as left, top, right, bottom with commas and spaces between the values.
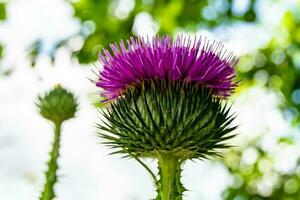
156, 153, 184, 200
40, 122, 62, 200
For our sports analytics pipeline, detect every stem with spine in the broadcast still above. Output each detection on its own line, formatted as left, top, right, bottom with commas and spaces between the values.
156, 153, 185, 200
39, 122, 62, 200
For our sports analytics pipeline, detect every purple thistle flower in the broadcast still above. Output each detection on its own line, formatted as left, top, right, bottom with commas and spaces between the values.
96, 35, 238, 99
96, 35, 239, 199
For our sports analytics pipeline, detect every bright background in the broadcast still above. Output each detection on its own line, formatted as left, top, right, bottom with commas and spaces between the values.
0, 0, 300, 199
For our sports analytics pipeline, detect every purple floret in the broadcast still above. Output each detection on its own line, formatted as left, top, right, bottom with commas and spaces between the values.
96, 35, 238, 99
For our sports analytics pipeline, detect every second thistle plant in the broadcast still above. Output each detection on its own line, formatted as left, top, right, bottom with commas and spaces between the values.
96, 35, 238, 199
36, 85, 77, 200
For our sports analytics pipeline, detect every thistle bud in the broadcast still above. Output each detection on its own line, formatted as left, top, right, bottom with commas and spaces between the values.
37, 85, 77, 125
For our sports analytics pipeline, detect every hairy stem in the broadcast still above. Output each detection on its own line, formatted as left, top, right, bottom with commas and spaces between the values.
156, 153, 185, 200
40, 122, 62, 200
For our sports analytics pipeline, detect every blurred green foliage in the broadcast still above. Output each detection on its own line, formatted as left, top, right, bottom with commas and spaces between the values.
222, 136, 300, 200
220, 4, 300, 198
0, 2, 6, 20
68, 0, 257, 63
237, 9, 300, 125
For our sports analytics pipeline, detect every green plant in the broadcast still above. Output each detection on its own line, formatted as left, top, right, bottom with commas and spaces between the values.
96, 35, 238, 199
36, 85, 77, 200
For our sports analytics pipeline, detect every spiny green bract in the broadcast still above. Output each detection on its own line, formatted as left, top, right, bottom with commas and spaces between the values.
98, 80, 236, 160
37, 85, 77, 125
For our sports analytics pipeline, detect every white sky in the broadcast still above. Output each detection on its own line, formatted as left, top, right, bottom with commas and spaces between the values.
0, 0, 299, 199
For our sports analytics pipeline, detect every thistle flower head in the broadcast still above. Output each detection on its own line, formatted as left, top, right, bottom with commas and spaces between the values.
97, 35, 238, 160
37, 85, 78, 125
97, 35, 238, 100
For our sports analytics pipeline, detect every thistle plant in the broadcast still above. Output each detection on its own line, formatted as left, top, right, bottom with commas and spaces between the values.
36, 85, 77, 200
96, 35, 238, 200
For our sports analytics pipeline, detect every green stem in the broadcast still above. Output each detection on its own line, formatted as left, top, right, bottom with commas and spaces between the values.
156, 153, 185, 200
40, 122, 62, 200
